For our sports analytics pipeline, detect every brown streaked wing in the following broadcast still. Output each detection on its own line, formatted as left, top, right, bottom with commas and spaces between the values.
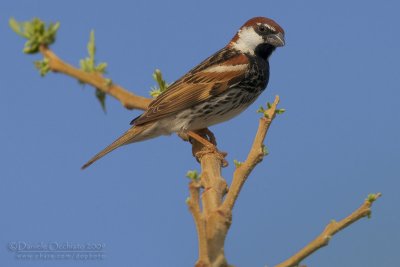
134, 54, 249, 126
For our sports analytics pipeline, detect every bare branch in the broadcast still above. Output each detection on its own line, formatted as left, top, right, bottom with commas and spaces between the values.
274, 193, 382, 267
187, 138, 230, 266
39, 45, 151, 110
221, 95, 280, 212
187, 181, 210, 266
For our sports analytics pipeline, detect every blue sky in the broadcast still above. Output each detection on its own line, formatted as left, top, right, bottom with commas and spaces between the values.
0, 0, 399, 266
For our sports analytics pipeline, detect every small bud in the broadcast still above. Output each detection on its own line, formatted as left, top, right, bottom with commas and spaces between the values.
186, 170, 200, 181
367, 211, 372, 219
96, 62, 108, 74
104, 78, 112, 87
95, 90, 107, 113
34, 58, 50, 77
366, 193, 381, 203
150, 69, 168, 97
262, 145, 269, 156
257, 106, 265, 114
233, 159, 243, 168
149, 88, 161, 98
10, 17, 60, 54
276, 108, 286, 114
77, 30, 110, 111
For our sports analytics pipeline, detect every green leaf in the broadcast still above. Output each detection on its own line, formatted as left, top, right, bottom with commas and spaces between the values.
186, 170, 200, 181
47, 22, 60, 35
95, 89, 107, 112
24, 21, 34, 38
96, 62, 108, 73
367, 193, 375, 202
23, 40, 39, 54
80, 30, 108, 76
367, 193, 381, 203
88, 30, 96, 69
256, 106, 265, 114
276, 108, 286, 114
9, 17, 60, 54
149, 88, 161, 98
150, 69, 168, 97
78, 30, 109, 111
34, 58, 50, 77
233, 159, 243, 168
9, 17, 26, 38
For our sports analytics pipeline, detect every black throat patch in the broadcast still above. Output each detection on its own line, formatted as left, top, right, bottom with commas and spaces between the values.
254, 43, 276, 60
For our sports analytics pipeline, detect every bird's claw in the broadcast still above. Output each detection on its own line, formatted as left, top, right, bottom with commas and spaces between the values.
196, 128, 217, 146
183, 129, 228, 167
195, 146, 229, 167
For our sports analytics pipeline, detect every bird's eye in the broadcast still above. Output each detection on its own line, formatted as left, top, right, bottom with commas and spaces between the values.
258, 25, 267, 32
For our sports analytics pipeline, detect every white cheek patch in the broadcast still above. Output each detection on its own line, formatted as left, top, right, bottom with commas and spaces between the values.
232, 27, 263, 54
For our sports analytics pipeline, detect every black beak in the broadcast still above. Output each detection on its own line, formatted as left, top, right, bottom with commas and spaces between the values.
265, 32, 285, 47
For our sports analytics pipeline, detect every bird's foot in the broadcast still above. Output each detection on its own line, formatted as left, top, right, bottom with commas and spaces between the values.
187, 129, 228, 167
195, 147, 228, 167
195, 128, 217, 146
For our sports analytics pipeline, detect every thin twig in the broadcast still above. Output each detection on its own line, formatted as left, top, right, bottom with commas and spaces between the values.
39, 45, 151, 110
221, 95, 280, 212
274, 193, 382, 267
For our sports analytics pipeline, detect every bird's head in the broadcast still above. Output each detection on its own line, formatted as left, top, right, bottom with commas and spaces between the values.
229, 17, 285, 59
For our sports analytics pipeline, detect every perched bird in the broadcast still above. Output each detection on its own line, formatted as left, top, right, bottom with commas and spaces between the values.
82, 17, 285, 169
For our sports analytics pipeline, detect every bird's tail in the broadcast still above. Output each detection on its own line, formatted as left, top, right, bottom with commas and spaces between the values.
81, 125, 147, 170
